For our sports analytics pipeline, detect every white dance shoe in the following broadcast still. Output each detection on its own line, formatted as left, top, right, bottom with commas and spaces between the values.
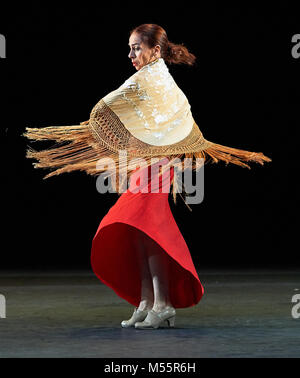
134, 306, 176, 329
121, 307, 149, 328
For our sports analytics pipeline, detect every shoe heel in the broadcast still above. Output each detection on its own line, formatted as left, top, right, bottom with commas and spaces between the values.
164, 315, 175, 328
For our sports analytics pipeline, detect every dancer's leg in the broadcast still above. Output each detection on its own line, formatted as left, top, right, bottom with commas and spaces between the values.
145, 238, 173, 312
136, 232, 154, 311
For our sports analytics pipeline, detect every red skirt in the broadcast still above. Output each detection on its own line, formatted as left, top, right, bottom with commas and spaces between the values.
91, 159, 204, 308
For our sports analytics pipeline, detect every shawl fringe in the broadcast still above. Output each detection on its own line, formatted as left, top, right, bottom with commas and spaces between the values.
23, 124, 272, 210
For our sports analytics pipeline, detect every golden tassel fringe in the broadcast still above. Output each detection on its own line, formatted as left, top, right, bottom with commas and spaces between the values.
195, 142, 272, 169
23, 125, 271, 209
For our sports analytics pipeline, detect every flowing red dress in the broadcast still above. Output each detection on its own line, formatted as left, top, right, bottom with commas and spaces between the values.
91, 159, 204, 308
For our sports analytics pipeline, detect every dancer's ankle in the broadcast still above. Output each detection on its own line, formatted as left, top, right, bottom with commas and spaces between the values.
152, 301, 173, 312
137, 299, 153, 311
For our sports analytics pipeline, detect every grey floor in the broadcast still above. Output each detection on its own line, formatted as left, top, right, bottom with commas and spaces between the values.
0, 269, 299, 358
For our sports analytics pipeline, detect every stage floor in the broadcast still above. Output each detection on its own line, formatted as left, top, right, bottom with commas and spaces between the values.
0, 269, 299, 358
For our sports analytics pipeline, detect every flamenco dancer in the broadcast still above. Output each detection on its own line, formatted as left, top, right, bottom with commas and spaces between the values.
23, 24, 271, 330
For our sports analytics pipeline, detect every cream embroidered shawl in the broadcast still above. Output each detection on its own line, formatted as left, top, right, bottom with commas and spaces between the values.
23, 57, 271, 204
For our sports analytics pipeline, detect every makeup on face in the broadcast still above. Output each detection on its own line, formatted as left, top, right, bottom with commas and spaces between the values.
128, 34, 152, 70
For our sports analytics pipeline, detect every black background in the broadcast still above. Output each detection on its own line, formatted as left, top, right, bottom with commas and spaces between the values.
0, 3, 298, 270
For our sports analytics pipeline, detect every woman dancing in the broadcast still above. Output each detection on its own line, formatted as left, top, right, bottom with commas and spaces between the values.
23, 24, 271, 330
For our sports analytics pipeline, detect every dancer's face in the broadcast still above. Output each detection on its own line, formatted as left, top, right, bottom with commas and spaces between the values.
128, 32, 161, 71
